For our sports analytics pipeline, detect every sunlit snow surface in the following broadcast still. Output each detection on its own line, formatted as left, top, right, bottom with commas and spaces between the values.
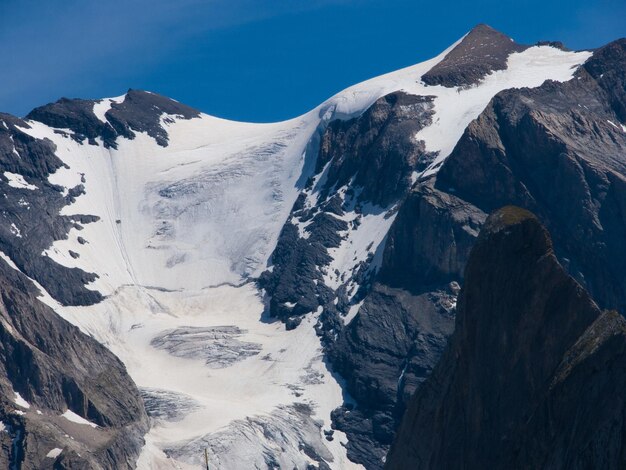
14, 39, 591, 469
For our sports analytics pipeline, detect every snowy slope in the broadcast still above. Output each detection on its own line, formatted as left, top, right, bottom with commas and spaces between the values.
10, 33, 592, 469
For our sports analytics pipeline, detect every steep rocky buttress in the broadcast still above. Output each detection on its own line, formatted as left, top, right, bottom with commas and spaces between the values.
386, 206, 626, 469
0, 257, 148, 468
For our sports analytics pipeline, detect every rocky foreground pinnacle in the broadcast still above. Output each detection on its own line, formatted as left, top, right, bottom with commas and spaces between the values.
386, 206, 626, 469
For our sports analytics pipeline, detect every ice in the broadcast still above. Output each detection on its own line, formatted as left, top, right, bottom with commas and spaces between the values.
150, 326, 262, 368
53, 284, 360, 468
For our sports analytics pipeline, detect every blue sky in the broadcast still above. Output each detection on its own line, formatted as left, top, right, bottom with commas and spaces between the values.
1, 0, 624, 122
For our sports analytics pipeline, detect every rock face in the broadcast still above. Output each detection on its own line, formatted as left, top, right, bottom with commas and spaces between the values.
421, 24, 527, 87
327, 187, 483, 468
329, 284, 456, 466
328, 37, 626, 468
386, 206, 626, 470
250, 31, 626, 470
0, 113, 102, 306
315, 92, 436, 207
378, 185, 485, 292
436, 37, 626, 314
260, 91, 436, 327
0, 257, 148, 468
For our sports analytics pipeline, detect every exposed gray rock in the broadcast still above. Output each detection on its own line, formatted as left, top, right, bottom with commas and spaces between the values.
332, 36, 626, 469
436, 37, 626, 314
0, 256, 148, 468
315, 92, 436, 207
329, 284, 456, 468
0, 113, 102, 306
386, 206, 626, 470
328, 182, 484, 467
378, 183, 485, 292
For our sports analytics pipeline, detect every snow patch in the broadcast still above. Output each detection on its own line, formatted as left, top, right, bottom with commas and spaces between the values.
10, 223, 22, 238
323, 204, 397, 295
4, 172, 37, 190
61, 410, 98, 428
414, 46, 592, 177
46, 448, 63, 459
608, 119, 626, 133
14, 392, 30, 409
344, 300, 364, 326
92, 94, 126, 124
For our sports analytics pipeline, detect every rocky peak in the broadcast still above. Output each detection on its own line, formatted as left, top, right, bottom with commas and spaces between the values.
26, 89, 200, 148
385, 206, 626, 469
421, 23, 527, 87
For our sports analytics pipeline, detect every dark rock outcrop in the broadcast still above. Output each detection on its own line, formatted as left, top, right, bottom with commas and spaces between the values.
315, 92, 436, 207
386, 206, 626, 470
27, 89, 200, 148
422, 24, 527, 88
329, 284, 456, 469
378, 184, 485, 292
0, 113, 102, 306
328, 185, 483, 467
261, 91, 436, 324
0, 256, 148, 468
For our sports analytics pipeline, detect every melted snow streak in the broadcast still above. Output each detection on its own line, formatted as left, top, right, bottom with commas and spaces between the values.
10, 34, 592, 470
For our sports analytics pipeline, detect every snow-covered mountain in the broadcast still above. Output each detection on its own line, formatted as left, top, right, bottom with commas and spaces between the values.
1, 23, 625, 469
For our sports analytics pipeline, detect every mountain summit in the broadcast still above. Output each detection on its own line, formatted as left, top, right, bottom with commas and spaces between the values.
422, 23, 527, 87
